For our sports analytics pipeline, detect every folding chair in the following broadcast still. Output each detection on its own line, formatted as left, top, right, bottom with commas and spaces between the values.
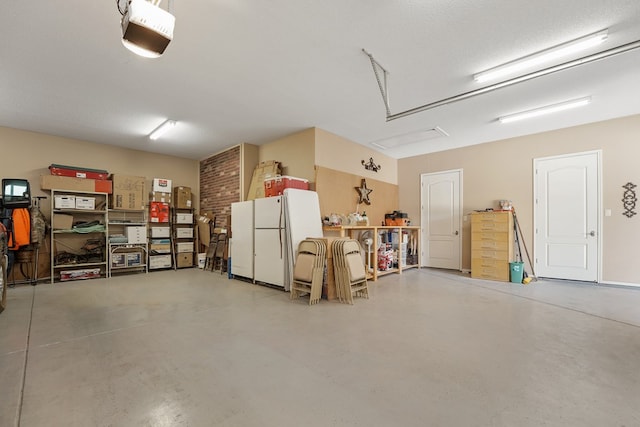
290, 239, 326, 305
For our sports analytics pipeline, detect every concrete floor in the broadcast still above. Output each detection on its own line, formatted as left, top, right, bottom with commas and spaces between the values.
1, 268, 640, 427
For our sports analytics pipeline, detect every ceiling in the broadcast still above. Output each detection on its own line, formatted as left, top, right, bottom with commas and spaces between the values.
2, 1, 640, 161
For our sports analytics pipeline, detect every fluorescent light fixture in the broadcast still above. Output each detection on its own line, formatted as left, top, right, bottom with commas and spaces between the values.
149, 119, 176, 140
498, 97, 591, 124
474, 30, 608, 83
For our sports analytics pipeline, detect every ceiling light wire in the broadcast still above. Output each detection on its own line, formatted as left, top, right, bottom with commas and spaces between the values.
364, 39, 640, 122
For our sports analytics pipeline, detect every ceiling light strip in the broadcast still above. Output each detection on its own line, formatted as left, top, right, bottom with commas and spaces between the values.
149, 119, 176, 140
474, 30, 608, 83
499, 97, 591, 124
385, 39, 640, 122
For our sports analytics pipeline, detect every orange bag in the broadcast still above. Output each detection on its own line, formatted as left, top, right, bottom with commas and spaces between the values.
8, 208, 31, 250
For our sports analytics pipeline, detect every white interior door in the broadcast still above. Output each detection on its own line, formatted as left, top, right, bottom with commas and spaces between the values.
420, 169, 462, 270
534, 151, 600, 281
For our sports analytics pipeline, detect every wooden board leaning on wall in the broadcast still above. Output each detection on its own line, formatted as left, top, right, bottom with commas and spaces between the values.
314, 166, 399, 226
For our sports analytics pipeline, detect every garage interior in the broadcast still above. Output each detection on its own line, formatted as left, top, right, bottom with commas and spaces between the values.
1, 1, 640, 426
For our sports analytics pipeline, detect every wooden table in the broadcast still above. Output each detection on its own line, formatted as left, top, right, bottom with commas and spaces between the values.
323, 225, 420, 281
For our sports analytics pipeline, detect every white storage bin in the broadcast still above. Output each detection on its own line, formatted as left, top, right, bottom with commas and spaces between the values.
54, 195, 75, 209
175, 213, 193, 224
175, 227, 194, 239
176, 242, 194, 253
151, 226, 170, 238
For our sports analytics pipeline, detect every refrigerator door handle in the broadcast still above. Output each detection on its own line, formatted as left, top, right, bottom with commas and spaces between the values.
279, 197, 284, 259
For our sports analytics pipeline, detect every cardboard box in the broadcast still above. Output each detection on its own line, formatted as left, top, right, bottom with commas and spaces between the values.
52, 213, 73, 230
149, 191, 172, 204
175, 213, 193, 224
173, 186, 192, 209
110, 175, 145, 210
59, 268, 101, 281
149, 202, 170, 223
75, 197, 95, 210
150, 226, 170, 238
176, 242, 194, 253
126, 252, 142, 267
150, 238, 171, 244
49, 164, 109, 180
152, 178, 172, 193
176, 252, 193, 268
111, 253, 126, 268
247, 160, 281, 200
40, 175, 113, 194
175, 227, 194, 239
264, 176, 309, 197
54, 195, 75, 209
149, 243, 171, 254
149, 254, 172, 269
126, 226, 147, 244
197, 214, 213, 246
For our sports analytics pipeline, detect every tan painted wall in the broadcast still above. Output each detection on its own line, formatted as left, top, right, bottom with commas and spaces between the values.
398, 114, 640, 285
0, 126, 200, 218
315, 166, 398, 226
258, 128, 316, 181
314, 128, 398, 185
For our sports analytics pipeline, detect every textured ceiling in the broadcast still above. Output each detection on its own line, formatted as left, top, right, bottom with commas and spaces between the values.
1, 0, 639, 160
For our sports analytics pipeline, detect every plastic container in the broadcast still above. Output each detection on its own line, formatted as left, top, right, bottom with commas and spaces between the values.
510, 262, 524, 283
264, 176, 309, 197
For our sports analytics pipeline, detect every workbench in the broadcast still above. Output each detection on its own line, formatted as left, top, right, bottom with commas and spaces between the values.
323, 225, 420, 281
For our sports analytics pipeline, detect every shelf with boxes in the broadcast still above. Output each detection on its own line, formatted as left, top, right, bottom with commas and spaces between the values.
50, 190, 109, 283
147, 180, 196, 270
172, 186, 195, 269
107, 209, 148, 277
172, 185, 195, 269
148, 195, 172, 271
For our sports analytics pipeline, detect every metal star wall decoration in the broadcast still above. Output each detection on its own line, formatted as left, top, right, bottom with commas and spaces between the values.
355, 179, 373, 205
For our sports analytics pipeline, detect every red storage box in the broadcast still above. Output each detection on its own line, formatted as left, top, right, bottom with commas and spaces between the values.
49, 164, 109, 180
264, 176, 309, 197
149, 202, 170, 223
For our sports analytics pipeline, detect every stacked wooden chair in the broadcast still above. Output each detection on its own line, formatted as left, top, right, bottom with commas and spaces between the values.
204, 232, 227, 272
290, 239, 326, 305
212, 233, 227, 273
203, 234, 217, 271
332, 238, 369, 304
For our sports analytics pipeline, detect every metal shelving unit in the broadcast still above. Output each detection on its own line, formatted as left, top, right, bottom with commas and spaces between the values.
107, 209, 148, 277
50, 189, 108, 283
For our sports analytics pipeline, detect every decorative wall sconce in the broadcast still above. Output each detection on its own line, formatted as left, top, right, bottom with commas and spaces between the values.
622, 182, 637, 218
362, 157, 381, 172
355, 179, 373, 205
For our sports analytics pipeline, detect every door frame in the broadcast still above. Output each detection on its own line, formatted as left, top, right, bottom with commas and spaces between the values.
533, 150, 602, 282
420, 168, 463, 271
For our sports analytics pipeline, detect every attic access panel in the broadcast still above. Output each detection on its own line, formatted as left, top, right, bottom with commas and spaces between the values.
371, 127, 449, 149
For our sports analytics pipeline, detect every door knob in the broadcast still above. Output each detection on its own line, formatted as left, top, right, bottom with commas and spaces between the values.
454, 231, 459, 235
589, 230, 596, 237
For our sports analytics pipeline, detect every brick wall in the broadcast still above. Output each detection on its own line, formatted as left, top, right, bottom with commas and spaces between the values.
199, 146, 241, 229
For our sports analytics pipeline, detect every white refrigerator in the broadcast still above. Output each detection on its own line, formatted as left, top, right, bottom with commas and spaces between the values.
230, 200, 254, 280
253, 196, 286, 288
